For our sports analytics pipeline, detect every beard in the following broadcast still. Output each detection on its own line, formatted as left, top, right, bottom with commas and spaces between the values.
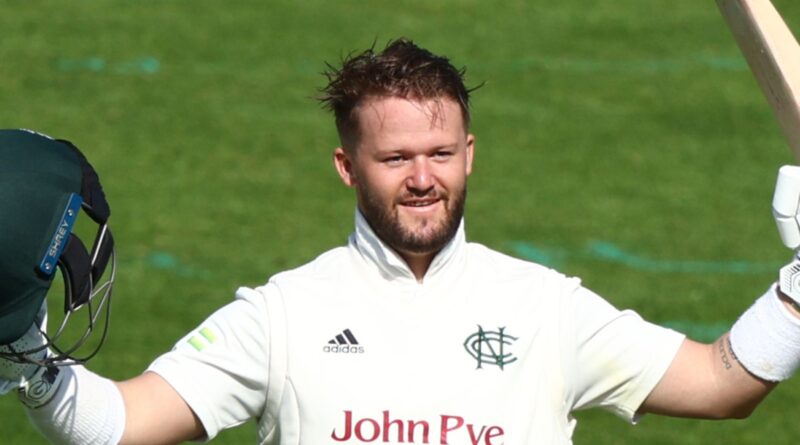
357, 184, 467, 256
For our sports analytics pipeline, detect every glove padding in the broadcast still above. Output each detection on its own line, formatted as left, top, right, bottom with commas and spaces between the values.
0, 303, 49, 395
772, 165, 800, 250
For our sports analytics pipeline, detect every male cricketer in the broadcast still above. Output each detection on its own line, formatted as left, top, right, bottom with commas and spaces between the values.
3, 39, 800, 445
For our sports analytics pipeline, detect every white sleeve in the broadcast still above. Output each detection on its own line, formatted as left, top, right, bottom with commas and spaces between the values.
147, 285, 272, 440
564, 285, 685, 422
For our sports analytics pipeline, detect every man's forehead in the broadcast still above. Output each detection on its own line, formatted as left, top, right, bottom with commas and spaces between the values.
354, 96, 464, 131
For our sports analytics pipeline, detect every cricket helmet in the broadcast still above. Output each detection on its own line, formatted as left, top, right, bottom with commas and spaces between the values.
0, 129, 114, 365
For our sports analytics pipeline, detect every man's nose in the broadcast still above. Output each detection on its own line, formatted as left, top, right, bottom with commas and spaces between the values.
407, 157, 434, 193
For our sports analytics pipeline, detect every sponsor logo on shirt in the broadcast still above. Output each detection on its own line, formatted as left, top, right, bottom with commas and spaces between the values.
324, 328, 365, 354
331, 410, 504, 444
463, 325, 518, 370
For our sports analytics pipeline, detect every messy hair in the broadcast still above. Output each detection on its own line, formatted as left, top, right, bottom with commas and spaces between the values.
318, 38, 477, 150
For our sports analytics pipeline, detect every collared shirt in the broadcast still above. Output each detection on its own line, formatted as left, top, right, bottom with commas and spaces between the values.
149, 211, 684, 444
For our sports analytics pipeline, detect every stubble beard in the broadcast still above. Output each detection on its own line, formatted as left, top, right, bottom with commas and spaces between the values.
358, 185, 466, 256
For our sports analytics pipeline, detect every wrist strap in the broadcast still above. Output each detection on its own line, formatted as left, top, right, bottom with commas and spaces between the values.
730, 284, 800, 381
24, 365, 125, 445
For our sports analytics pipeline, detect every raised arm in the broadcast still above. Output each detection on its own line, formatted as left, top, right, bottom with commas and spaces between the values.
641, 287, 800, 418
642, 166, 800, 419
117, 372, 205, 445
1, 320, 205, 445
640, 332, 775, 419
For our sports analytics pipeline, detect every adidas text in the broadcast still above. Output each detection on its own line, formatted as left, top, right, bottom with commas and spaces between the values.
323, 345, 365, 354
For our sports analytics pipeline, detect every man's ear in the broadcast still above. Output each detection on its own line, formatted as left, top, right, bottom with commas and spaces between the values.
333, 147, 356, 187
465, 133, 475, 176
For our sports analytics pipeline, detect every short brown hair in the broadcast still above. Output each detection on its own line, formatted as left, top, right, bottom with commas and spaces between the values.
319, 38, 476, 149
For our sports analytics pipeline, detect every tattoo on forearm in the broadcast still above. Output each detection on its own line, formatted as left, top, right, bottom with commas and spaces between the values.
719, 337, 733, 370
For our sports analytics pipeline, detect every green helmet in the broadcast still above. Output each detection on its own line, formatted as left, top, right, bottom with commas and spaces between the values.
0, 129, 114, 365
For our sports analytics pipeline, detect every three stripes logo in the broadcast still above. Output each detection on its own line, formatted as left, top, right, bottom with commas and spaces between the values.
323, 328, 365, 354
187, 327, 218, 352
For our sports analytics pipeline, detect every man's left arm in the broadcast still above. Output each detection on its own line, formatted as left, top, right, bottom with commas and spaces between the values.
641, 167, 800, 419
640, 289, 800, 419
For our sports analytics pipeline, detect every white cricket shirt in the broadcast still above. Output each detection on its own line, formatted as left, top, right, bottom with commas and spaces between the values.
149, 211, 685, 444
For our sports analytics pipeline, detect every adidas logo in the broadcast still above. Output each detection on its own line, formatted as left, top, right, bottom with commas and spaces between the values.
323, 328, 365, 354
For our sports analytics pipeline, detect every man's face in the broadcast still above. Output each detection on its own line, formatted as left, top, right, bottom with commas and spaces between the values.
334, 96, 474, 257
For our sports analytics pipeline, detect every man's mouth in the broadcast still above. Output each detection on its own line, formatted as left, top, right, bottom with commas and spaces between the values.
402, 198, 439, 207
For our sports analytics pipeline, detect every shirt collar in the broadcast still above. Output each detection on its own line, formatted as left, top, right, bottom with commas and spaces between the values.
348, 209, 466, 285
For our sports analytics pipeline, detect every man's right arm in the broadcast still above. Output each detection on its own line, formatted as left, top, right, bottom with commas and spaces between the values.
116, 372, 205, 445
19, 364, 205, 445
11, 285, 272, 444
117, 285, 275, 444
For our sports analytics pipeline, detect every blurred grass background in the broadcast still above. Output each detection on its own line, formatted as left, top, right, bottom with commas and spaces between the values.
1, 0, 799, 443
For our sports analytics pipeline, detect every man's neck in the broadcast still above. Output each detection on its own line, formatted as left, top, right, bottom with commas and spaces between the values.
397, 250, 436, 282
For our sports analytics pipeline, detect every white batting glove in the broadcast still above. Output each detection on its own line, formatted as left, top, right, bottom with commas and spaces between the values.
772, 166, 800, 305
0, 301, 65, 409
773, 165, 800, 250
0, 323, 48, 393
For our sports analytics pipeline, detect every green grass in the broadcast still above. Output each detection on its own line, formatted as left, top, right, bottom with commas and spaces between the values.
2, 0, 800, 442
